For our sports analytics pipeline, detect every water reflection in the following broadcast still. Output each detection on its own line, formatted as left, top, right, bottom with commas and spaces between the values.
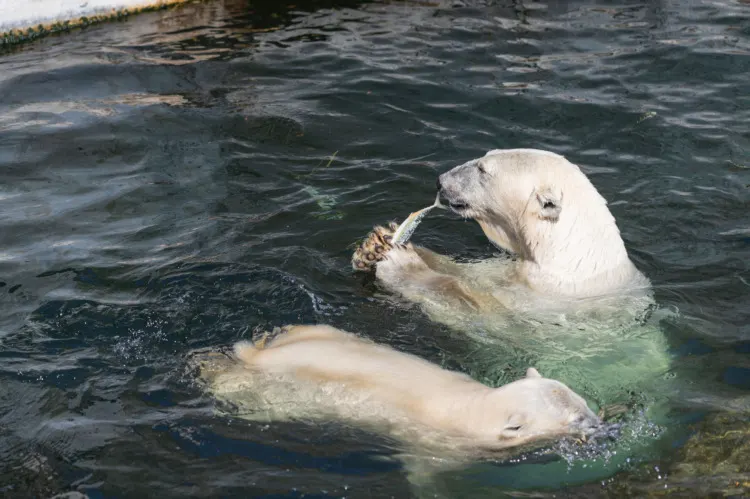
0, 0, 748, 497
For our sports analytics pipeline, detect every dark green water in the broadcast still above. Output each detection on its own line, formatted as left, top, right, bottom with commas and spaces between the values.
1, 0, 749, 497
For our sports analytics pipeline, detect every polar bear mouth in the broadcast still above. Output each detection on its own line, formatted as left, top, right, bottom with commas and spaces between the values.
439, 193, 470, 212
437, 187, 470, 213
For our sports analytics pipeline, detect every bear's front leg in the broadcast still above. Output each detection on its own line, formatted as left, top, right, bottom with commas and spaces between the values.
351, 223, 498, 314
351, 222, 402, 272
352, 222, 463, 275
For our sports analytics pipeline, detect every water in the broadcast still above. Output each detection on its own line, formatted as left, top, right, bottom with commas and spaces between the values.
0, 0, 749, 496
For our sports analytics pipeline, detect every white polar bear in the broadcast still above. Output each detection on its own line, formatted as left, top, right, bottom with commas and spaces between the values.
191, 324, 601, 457
352, 149, 672, 407
353, 148, 652, 312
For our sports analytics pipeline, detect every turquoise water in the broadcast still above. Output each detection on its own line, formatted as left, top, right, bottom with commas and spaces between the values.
0, 0, 749, 497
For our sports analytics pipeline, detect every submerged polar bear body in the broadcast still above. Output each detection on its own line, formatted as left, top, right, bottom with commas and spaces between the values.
195, 324, 601, 454
352, 149, 670, 404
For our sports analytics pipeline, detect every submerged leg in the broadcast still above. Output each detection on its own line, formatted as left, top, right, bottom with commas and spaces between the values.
187, 348, 238, 387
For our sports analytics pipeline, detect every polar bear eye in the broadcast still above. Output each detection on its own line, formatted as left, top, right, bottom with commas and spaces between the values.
504, 424, 522, 432
476, 163, 487, 174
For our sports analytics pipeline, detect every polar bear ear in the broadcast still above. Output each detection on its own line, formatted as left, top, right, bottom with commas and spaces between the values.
535, 188, 562, 221
525, 367, 542, 378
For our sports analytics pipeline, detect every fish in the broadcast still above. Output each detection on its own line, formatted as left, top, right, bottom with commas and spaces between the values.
391, 193, 445, 245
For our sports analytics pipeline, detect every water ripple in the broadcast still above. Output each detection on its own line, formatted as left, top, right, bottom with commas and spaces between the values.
0, 0, 749, 496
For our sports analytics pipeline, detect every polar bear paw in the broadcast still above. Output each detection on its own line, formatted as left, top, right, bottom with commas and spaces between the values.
352, 222, 412, 272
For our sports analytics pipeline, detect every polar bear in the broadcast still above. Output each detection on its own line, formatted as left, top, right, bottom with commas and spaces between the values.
192, 324, 601, 457
351, 149, 672, 407
353, 148, 652, 314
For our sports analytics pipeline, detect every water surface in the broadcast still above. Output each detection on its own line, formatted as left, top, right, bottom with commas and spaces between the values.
1, 0, 749, 497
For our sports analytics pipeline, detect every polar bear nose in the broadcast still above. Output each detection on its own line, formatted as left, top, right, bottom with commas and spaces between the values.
436, 177, 442, 191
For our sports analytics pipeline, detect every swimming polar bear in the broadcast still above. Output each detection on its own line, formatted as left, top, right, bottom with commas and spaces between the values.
191, 324, 601, 458
353, 148, 652, 314
351, 149, 672, 407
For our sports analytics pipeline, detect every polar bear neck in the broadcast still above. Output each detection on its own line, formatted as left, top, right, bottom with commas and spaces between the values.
477, 175, 648, 298
519, 200, 647, 298
419, 384, 499, 437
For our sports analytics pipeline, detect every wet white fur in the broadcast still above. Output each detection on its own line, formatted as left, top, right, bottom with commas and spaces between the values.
199, 324, 600, 453
379, 148, 651, 301
368, 149, 668, 406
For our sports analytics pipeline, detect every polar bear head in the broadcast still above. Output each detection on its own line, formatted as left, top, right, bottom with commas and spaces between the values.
470, 367, 601, 449
437, 148, 649, 298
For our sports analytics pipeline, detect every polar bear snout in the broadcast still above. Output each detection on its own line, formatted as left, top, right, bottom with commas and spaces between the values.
573, 410, 602, 436
438, 161, 479, 214
439, 190, 470, 212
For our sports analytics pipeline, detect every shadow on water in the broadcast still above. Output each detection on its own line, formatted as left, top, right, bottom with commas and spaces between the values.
0, 0, 749, 497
